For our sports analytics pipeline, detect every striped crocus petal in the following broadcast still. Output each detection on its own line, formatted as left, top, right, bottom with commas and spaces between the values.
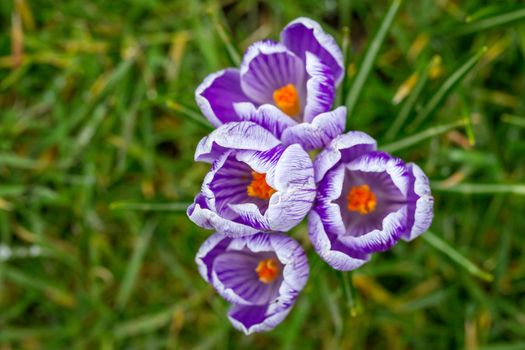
194, 18, 345, 151
196, 232, 309, 334
195, 68, 251, 127
309, 132, 434, 271
280, 17, 345, 85
188, 122, 316, 237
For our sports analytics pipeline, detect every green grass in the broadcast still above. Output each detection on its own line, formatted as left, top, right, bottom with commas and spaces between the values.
1, 0, 525, 349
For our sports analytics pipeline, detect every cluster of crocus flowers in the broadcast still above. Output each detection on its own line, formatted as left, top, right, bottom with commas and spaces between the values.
188, 18, 434, 335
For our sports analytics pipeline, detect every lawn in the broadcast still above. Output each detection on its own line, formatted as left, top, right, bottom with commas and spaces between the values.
1, 0, 525, 349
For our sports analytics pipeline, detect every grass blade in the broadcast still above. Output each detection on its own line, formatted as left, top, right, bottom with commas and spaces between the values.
382, 118, 466, 153
210, 10, 241, 67
2, 266, 76, 308
319, 274, 342, 339
110, 201, 191, 212
339, 271, 362, 317
166, 100, 213, 130
385, 56, 442, 140
452, 7, 525, 36
502, 114, 525, 128
116, 219, 157, 310
278, 297, 311, 350
114, 306, 177, 339
422, 231, 493, 282
345, 0, 403, 122
409, 47, 487, 130
431, 183, 525, 195
60, 104, 107, 169
0, 327, 72, 342
0, 153, 41, 170
479, 343, 525, 350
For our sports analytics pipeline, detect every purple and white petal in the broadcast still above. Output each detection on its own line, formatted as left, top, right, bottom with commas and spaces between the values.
314, 131, 377, 183
200, 151, 270, 229
338, 206, 408, 253
196, 233, 309, 335
265, 144, 316, 231
232, 144, 315, 232
233, 102, 297, 138
228, 234, 309, 334
195, 232, 232, 283
195, 122, 280, 163
282, 106, 346, 151
195, 68, 251, 127
308, 210, 369, 271
228, 304, 278, 334
192, 128, 315, 235
212, 250, 281, 306
240, 41, 306, 105
229, 203, 271, 232
318, 164, 345, 204
308, 135, 434, 269
346, 151, 410, 197
187, 194, 260, 237
333, 152, 410, 252
281, 17, 344, 85
303, 52, 336, 123
403, 163, 434, 241
268, 233, 310, 291
235, 145, 286, 177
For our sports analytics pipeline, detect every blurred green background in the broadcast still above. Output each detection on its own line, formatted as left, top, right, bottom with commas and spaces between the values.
1, 0, 525, 349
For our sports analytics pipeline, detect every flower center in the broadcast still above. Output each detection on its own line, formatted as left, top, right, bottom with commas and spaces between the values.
347, 184, 377, 215
273, 84, 300, 117
255, 258, 280, 284
247, 172, 276, 200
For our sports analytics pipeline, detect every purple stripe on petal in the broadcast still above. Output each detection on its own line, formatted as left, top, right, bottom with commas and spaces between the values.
235, 145, 286, 178
339, 168, 405, 206
346, 151, 410, 197
213, 251, 281, 305
233, 102, 297, 139
281, 106, 346, 151
313, 131, 377, 182
308, 210, 369, 271
265, 144, 316, 232
228, 304, 275, 335
240, 41, 305, 105
317, 164, 345, 201
281, 17, 344, 85
229, 203, 271, 231
269, 234, 309, 291
314, 200, 346, 237
403, 163, 434, 241
338, 207, 408, 253
195, 122, 280, 163
195, 233, 232, 283
201, 152, 252, 218
303, 52, 336, 122
195, 69, 251, 127
187, 195, 260, 237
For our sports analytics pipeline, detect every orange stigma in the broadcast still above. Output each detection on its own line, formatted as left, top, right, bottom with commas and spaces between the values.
247, 172, 276, 200
347, 184, 377, 215
273, 84, 300, 117
255, 258, 280, 284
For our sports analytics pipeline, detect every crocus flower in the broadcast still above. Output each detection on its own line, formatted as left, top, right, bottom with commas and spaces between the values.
196, 232, 309, 334
309, 132, 434, 270
195, 17, 345, 150
187, 121, 316, 237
